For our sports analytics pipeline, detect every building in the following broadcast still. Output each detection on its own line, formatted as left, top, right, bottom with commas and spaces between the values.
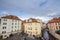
0, 15, 22, 39
47, 17, 60, 32
47, 17, 60, 40
22, 18, 43, 37
42, 23, 46, 29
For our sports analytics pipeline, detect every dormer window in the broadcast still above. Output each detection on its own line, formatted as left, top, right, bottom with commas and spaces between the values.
29, 19, 32, 22
3, 23, 7, 25
26, 20, 28, 22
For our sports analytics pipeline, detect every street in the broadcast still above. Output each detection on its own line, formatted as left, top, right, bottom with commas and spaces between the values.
0, 29, 59, 40
0, 33, 35, 40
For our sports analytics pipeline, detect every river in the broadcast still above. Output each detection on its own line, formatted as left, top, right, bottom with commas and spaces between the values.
43, 30, 49, 40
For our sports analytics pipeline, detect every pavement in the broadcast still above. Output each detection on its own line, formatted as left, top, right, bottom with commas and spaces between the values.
0, 33, 39, 40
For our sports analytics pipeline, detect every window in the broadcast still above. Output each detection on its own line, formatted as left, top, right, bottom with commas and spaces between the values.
15, 23, 17, 25
15, 20, 17, 22
15, 30, 16, 31
18, 23, 19, 25
4, 19, 7, 21
56, 23, 57, 26
3, 23, 7, 25
56, 26, 58, 30
28, 31, 30, 33
12, 30, 13, 32
30, 32, 32, 36
35, 28, 37, 30
58, 22, 60, 25
26, 31, 27, 33
31, 32, 32, 34
15, 26, 16, 28
59, 26, 60, 29
36, 32, 38, 34
12, 26, 13, 28
28, 27, 32, 30
28, 23, 32, 25
29, 20, 32, 22
4, 35, 7, 37
2, 31, 6, 34
18, 26, 19, 28
12, 23, 13, 25
3, 27, 6, 29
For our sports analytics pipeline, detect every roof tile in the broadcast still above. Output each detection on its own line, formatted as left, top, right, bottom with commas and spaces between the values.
1, 15, 21, 20
48, 17, 60, 24
23, 18, 40, 23
0, 19, 1, 23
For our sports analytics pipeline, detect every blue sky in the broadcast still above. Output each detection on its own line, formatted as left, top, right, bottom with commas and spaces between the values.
0, 0, 60, 22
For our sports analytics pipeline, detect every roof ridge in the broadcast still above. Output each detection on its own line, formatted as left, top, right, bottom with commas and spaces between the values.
1, 15, 21, 20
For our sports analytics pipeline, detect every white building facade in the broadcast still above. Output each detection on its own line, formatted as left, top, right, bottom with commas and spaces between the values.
0, 15, 22, 39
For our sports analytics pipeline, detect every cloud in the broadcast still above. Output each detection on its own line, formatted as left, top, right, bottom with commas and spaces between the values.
18, 16, 52, 23
47, 12, 60, 18
20, 17, 29, 20
47, 12, 57, 17
0, 11, 10, 17
32, 16, 52, 23
2, 11, 10, 15
0, 0, 60, 22
39, 0, 48, 6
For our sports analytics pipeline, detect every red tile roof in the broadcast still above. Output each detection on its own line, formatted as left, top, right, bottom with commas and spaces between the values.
29, 18, 38, 22
22, 20, 26, 23
1, 15, 21, 20
48, 17, 60, 24
0, 19, 1, 23
22, 18, 40, 23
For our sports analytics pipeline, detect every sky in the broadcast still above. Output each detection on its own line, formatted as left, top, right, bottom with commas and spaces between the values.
0, 0, 60, 22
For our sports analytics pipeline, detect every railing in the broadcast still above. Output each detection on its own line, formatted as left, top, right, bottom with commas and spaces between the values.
49, 31, 60, 40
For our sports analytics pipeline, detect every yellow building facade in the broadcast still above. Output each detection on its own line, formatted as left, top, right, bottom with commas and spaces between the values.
23, 18, 43, 37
